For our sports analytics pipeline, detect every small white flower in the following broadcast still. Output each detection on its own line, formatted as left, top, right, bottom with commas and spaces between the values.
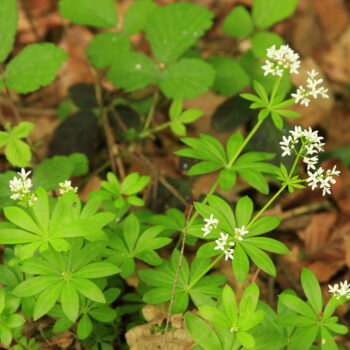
201, 214, 219, 237
306, 165, 340, 196
224, 248, 234, 261
234, 226, 249, 241
329, 280, 350, 299
9, 168, 37, 206
280, 135, 294, 157
292, 70, 328, 107
58, 180, 78, 195
214, 232, 228, 251
303, 156, 318, 171
262, 45, 300, 76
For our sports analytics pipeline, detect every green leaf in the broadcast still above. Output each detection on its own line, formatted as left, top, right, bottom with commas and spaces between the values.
222, 285, 238, 324
209, 56, 249, 96
237, 331, 255, 348
87, 33, 130, 69
13, 276, 59, 297
145, 2, 214, 64
74, 262, 120, 279
12, 121, 35, 139
222, 5, 253, 38
252, 0, 298, 29
4, 207, 41, 234
301, 268, 323, 315
278, 294, 315, 318
170, 121, 186, 136
160, 58, 215, 100
243, 243, 276, 276
123, 0, 156, 35
107, 51, 160, 91
0, 0, 18, 63
226, 132, 244, 161
89, 306, 116, 322
320, 327, 338, 350
61, 282, 79, 321
232, 244, 250, 283
0, 325, 12, 346
71, 278, 105, 303
218, 168, 237, 191
5, 43, 67, 93
58, 0, 118, 28
288, 325, 318, 350
235, 196, 253, 227
69, 153, 89, 176
169, 100, 183, 120
199, 306, 231, 329
0, 227, 39, 244
33, 283, 62, 320
6, 314, 25, 328
252, 31, 284, 58
240, 283, 259, 315
77, 314, 93, 339
245, 237, 289, 254
179, 109, 203, 124
238, 168, 269, 194
5, 138, 31, 167
184, 313, 222, 350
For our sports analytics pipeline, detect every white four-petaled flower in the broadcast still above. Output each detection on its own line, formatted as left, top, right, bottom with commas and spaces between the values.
329, 280, 350, 299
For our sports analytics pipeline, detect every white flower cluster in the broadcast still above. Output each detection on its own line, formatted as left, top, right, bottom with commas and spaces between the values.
262, 45, 300, 76
291, 70, 329, 107
201, 214, 219, 237
329, 281, 350, 300
58, 180, 78, 195
201, 215, 249, 261
280, 126, 340, 196
9, 168, 37, 206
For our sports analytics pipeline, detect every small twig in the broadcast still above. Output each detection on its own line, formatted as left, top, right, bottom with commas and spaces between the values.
162, 205, 193, 350
143, 89, 159, 131
251, 267, 261, 284
108, 104, 128, 134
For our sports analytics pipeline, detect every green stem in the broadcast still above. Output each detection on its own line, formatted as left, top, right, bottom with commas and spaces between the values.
139, 120, 171, 138
269, 75, 283, 108
143, 89, 159, 132
187, 254, 223, 289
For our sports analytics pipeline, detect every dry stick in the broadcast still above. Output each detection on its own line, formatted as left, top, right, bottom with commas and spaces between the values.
93, 71, 125, 178
162, 205, 193, 350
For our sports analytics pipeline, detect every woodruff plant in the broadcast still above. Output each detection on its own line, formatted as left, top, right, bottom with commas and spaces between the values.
0, 0, 348, 349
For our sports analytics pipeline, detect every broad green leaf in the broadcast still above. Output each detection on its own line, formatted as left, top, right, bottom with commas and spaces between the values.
61, 282, 79, 321
5, 138, 31, 167
143, 287, 172, 304
0, 265, 19, 287
107, 51, 159, 91
184, 313, 222, 350
252, 0, 298, 29
301, 268, 323, 315
6, 314, 25, 328
199, 306, 231, 329
245, 237, 289, 254
145, 2, 214, 64
179, 109, 203, 123
320, 327, 338, 350
0, 131, 10, 147
323, 320, 348, 335
237, 331, 255, 348
240, 283, 259, 315
209, 56, 249, 96
89, 306, 116, 322
58, 0, 118, 28
21, 257, 59, 275
13, 276, 59, 297
222, 5, 253, 38
170, 121, 186, 136
243, 243, 276, 276
5, 43, 67, 93
172, 291, 189, 313
235, 196, 253, 227
232, 244, 249, 282
74, 262, 120, 279
197, 242, 220, 257
252, 31, 284, 58
288, 325, 318, 350
248, 216, 280, 236
33, 282, 62, 320
226, 132, 244, 162
222, 285, 238, 324
278, 294, 315, 318
4, 207, 41, 234
12, 122, 35, 139
123, 0, 156, 35
0, 228, 39, 244
32, 188, 50, 232
77, 314, 93, 339
160, 58, 215, 100
238, 168, 269, 194
123, 214, 140, 252
169, 100, 183, 120
71, 278, 105, 303
86, 33, 130, 69
207, 195, 236, 232
0, 0, 18, 63
276, 313, 315, 327
218, 168, 237, 191
187, 161, 222, 176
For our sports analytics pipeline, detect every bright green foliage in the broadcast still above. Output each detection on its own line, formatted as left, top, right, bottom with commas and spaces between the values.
275, 163, 305, 193
175, 132, 277, 193
193, 195, 287, 281
0, 189, 114, 259
50, 287, 120, 339
107, 51, 160, 91
185, 284, 264, 349
209, 56, 250, 96
123, 0, 157, 35
104, 214, 171, 278
252, 0, 298, 29
150, 208, 186, 236
276, 268, 348, 350
139, 250, 226, 313
0, 122, 34, 167
87, 33, 130, 69
58, 0, 118, 28
12, 333, 40, 350
0, 0, 18, 63
145, 2, 214, 64
13, 238, 120, 321
0, 289, 25, 346
241, 80, 300, 130
90, 172, 150, 210
160, 58, 215, 100
252, 32, 284, 59
169, 100, 203, 136
222, 5, 253, 38
32, 153, 88, 191
5, 43, 67, 93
